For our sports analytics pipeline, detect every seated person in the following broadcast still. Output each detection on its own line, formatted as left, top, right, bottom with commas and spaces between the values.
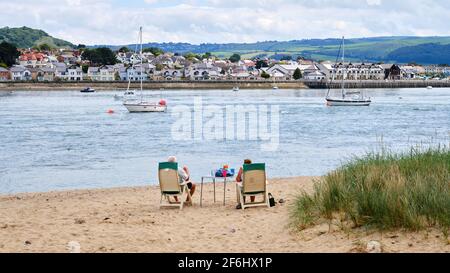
167, 156, 196, 203
235, 159, 255, 209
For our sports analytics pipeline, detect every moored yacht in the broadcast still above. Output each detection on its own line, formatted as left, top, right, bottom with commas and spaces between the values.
325, 36, 371, 107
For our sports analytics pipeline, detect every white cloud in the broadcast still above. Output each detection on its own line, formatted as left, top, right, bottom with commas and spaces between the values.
0, 0, 449, 45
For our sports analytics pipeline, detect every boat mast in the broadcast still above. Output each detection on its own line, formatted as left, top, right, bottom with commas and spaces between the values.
341, 36, 345, 98
140, 26, 143, 102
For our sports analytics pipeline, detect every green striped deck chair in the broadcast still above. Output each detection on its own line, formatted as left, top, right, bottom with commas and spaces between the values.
158, 162, 192, 210
236, 163, 270, 210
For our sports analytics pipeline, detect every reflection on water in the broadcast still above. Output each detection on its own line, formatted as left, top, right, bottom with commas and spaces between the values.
0, 88, 449, 194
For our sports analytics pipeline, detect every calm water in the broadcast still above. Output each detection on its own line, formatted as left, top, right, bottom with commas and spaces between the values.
0, 88, 449, 194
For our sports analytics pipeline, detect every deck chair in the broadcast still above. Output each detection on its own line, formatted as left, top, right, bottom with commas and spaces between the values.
236, 163, 270, 210
158, 162, 192, 210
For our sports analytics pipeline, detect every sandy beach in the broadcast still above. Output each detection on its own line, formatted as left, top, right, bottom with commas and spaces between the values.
0, 177, 448, 253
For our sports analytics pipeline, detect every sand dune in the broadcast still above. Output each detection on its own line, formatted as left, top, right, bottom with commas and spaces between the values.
0, 177, 448, 253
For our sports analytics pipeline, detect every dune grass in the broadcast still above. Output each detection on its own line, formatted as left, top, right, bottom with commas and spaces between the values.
291, 147, 450, 233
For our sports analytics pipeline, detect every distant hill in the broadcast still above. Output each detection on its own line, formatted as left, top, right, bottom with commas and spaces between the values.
0, 27, 74, 49
3, 26, 450, 64
93, 36, 450, 65
386, 43, 450, 65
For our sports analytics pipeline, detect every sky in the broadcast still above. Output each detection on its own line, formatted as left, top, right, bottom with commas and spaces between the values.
1, 0, 450, 45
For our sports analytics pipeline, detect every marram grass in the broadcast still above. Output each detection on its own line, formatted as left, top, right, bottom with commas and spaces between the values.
291, 147, 450, 233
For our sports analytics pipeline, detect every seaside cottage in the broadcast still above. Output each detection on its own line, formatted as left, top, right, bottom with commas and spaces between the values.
185, 62, 223, 81
9, 65, 32, 81
381, 64, 402, 80
99, 66, 116, 81
0, 67, 11, 81
87, 67, 100, 81
162, 69, 184, 80
37, 67, 56, 82
66, 66, 83, 81
266, 64, 303, 80
126, 64, 154, 81
304, 71, 327, 81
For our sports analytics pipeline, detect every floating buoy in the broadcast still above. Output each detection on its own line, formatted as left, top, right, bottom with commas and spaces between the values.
107, 109, 115, 114
159, 99, 167, 106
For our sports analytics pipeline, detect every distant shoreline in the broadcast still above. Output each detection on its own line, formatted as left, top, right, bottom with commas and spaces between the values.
0, 80, 449, 91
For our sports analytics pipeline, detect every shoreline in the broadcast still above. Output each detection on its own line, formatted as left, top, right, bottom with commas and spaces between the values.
1, 79, 449, 91
1, 176, 448, 253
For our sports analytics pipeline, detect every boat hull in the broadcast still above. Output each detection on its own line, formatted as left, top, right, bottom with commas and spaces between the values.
326, 98, 371, 106
123, 102, 167, 112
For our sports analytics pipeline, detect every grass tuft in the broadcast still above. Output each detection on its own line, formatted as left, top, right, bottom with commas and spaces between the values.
291, 147, 450, 233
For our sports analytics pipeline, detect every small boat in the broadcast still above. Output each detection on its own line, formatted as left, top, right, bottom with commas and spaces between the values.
427, 86, 433, 90
233, 86, 239, 92
326, 96, 371, 106
326, 36, 371, 107
272, 86, 279, 90
123, 100, 167, 113
80, 87, 95, 93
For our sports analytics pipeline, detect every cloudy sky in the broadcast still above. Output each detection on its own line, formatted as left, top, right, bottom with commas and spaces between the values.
1, 0, 450, 45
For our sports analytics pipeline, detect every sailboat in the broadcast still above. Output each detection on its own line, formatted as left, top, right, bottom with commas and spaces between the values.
326, 36, 371, 106
123, 27, 167, 113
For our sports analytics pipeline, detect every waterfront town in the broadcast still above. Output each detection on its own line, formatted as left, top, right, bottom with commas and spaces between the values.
1, 47, 449, 83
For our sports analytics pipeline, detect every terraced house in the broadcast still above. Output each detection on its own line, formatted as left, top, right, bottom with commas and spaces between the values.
331, 63, 385, 80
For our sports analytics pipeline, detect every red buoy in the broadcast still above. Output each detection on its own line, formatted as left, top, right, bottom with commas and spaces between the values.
107, 109, 115, 114
159, 99, 167, 106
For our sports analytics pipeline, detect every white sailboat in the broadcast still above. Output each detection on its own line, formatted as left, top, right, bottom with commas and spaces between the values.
123, 27, 167, 113
326, 36, 371, 106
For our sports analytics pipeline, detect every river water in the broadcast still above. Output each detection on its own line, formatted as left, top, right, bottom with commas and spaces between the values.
0, 88, 448, 194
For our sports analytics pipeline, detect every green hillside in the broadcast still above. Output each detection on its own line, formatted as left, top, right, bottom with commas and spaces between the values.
0, 27, 74, 49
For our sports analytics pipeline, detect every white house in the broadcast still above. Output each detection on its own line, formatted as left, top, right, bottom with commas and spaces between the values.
66, 66, 83, 81
10, 65, 32, 81
304, 71, 327, 81
185, 62, 222, 80
161, 69, 184, 80
87, 67, 101, 81
266, 64, 302, 80
126, 64, 153, 81
98, 66, 116, 81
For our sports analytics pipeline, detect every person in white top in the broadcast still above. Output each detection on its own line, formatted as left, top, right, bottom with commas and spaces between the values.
168, 156, 196, 203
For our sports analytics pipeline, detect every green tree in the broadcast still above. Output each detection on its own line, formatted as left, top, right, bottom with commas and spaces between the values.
0, 62, 7, 68
77, 44, 87, 49
82, 64, 89, 74
82, 47, 117, 66
184, 52, 201, 61
0, 41, 20, 67
260, 71, 270, 79
293, 68, 302, 80
142, 47, 164, 56
38, 43, 52, 51
255, 60, 268, 69
229, 53, 241, 63
118, 46, 130, 53
202, 52, 212, 59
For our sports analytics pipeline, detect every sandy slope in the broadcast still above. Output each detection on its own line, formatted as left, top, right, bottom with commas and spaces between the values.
0, 177, 448, 253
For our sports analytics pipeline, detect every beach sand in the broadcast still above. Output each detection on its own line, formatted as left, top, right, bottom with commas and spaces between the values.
0, 177, 448, 253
